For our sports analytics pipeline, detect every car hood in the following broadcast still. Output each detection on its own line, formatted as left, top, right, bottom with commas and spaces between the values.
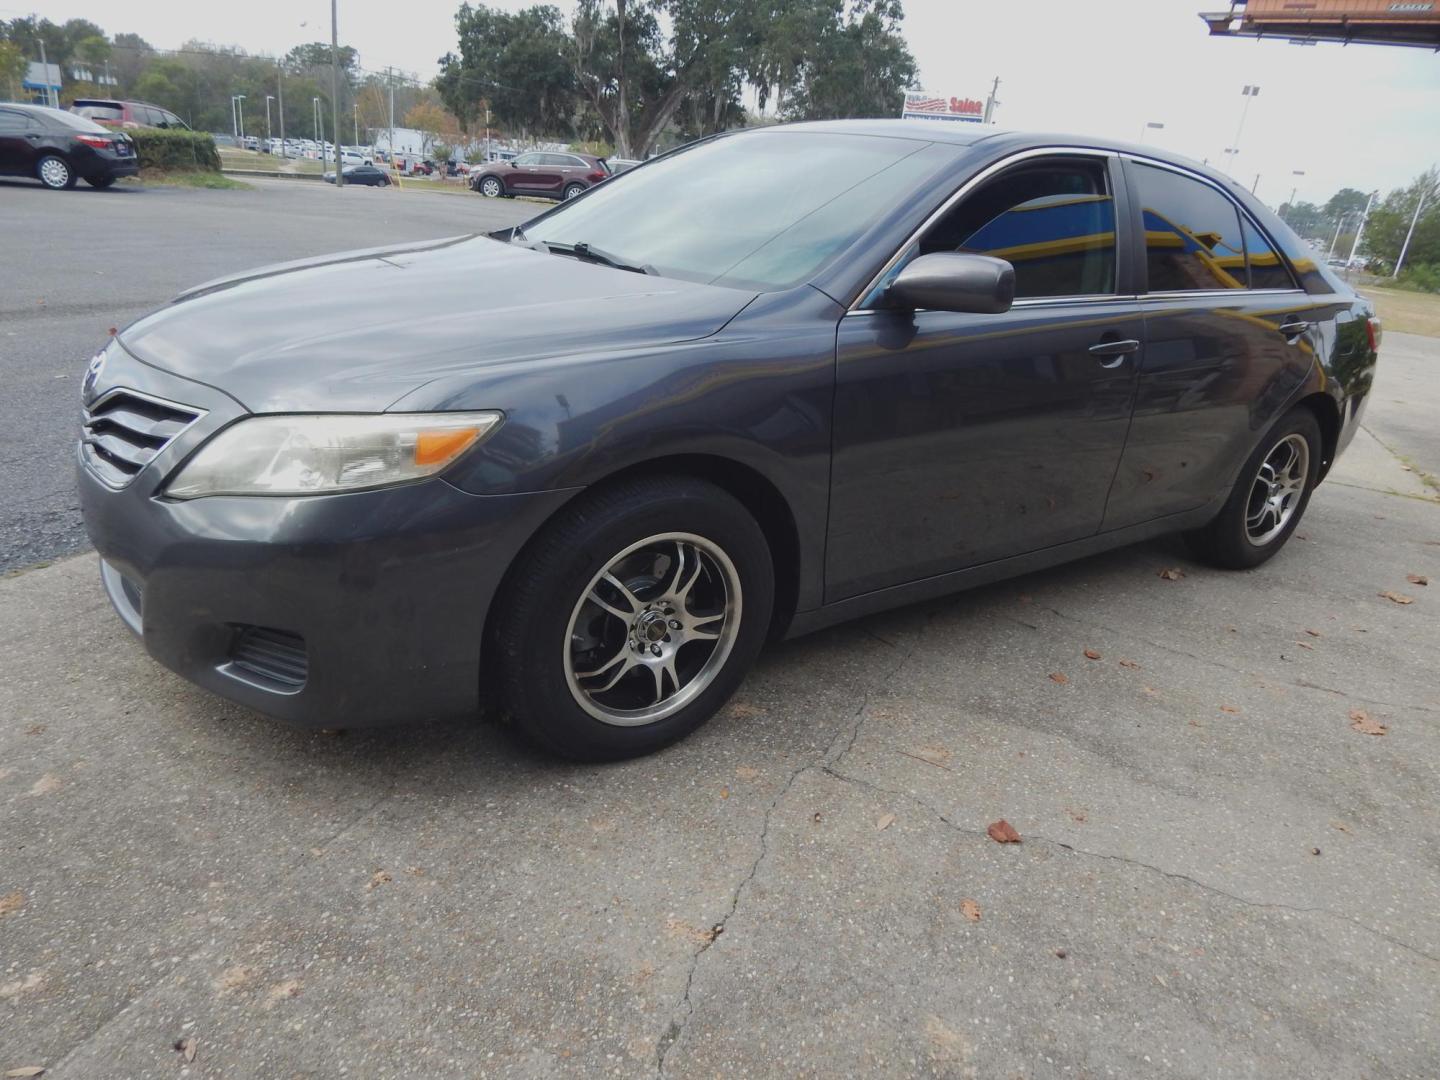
118, 235, 757, 413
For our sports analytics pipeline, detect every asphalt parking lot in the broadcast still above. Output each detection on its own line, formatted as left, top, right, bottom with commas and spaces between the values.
2, 179, 1438, 1078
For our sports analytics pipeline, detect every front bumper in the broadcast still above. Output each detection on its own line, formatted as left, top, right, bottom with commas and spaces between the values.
77, 347, 576, 728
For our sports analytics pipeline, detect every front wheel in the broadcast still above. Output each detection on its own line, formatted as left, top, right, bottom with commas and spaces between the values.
478, 175, 503, 198
1185, 406, 1322, 569
562, 182, 586, 201
37, 155, 75, 190
489, 476, 774, 761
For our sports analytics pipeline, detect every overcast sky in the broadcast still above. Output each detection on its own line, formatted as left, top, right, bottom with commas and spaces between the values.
21, 0, 1440, 205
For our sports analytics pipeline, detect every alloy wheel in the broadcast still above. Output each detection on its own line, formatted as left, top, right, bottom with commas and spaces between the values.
564, 533, 742, 726
481, 177, 501, 197
1245, 433, 1309, 546
39, 157, 71, 189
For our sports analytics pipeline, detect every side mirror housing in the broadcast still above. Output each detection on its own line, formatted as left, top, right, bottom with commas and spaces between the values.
884, 252, 1015, 315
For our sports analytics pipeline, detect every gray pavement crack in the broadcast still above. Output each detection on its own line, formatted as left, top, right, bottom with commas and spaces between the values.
820, 765, 1440, 968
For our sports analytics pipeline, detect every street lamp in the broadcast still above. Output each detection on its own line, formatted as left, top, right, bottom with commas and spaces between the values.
265, 95, 275, 148
1139, 121, 1164, 143
231, 94, 246, 140
353, 102, 359, 146
1225, 84, 1259, 176
1395, 175, 1433, 278
1281, 170, 1305, 221
313, 96, 323, 163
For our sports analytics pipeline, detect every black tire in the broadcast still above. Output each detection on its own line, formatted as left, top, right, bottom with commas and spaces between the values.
37, 154, 75, 190
562, 182, 586, 201
85, 175, 117, 189
489, 475, 775, 761
1185, 406, 1322, 570
477, 175, 504, 198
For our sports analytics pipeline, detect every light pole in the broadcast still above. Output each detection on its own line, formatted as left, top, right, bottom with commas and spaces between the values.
1281, 170, 1305, 220
1139, 121, 1164, 143
1348, 189, 1379, 268
1225, 84, 1259, 175
276, 60, 286, 155
329, 0, 343, 188
1394, 180, 1431, 278
1327, 212, 1352, 260
232, 95, 246, 141
353, 103, 359, 146
265, 95, 274, 148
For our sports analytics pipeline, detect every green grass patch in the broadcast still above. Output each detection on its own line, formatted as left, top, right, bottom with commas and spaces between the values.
129, 169, 252, 190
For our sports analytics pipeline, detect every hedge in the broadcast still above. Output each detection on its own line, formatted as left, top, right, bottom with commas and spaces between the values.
128, 129, 221, 173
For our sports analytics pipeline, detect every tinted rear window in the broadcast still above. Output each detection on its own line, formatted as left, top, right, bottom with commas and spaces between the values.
73, 102, 123, 121
39, 108, 111, 134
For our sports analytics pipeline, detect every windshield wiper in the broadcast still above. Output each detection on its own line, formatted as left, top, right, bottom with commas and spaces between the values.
527, 240, 655, 276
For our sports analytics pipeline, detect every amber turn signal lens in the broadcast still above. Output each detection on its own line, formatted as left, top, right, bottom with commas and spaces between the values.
414, 427, 483, 466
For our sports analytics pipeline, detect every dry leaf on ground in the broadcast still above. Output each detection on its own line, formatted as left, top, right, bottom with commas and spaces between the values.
1083, 648, 1101, 660
734, 766, 761, 780
0, 890, 24, 918
1158, 567, 1185, 581
876, 813, 896, 831
5, 1068, 47, 1078
1378, 591, 1414, 605
366, 870, 392, 890
1118, 658, 1140, 669
1407, 574, 1429, 586
960, 898, 982, 922
1048, 672, 1068, 684
1304, 628, 1322, 637
1349, 709, 1388, 736
1219, 705, 1241, 715
987, 819, 1022, 844
911, 745, 952, 767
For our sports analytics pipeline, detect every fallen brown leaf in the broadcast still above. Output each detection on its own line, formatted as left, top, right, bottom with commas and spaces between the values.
25, 774, 60, 797
24, 724, 44, 736
1048, 672, 1068, 684
1378, 591, 1414, 605
1158, 567, 1185, 581
1219, 705, 1241, 715
986, 819, 1022, 844
5, 1068, 46, 1078
1083, 648, 1101, 660
366, 870, 392, 890
1295, 641, 1314, 650
876, 813, 896, 831
0, 890, 24, 918
734, 766, 761, 780
1304, 628, 1322, 637
960, 898, 982, 922
911, 745, 953, 767
811, 812, 822, 824
1118, 658, 1140, 669
719, 786, 730, 800
181, 1038, 197, 1063
1349, 708, 1388, 736
1407, 574, 1429, 586
263, 979, 302, 1009
1066, 807, 1088, 824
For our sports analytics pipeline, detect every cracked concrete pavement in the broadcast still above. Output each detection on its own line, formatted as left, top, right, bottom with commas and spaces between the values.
2, 178, 1438, 1077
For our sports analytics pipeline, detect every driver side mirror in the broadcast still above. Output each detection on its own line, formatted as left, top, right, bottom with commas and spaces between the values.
884, 252, 1015, 315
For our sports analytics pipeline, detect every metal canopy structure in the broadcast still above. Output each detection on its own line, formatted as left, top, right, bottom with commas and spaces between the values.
1200, 0, 1440, 49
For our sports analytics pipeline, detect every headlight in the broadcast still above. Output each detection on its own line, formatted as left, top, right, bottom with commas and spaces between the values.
165, 412, 502, 499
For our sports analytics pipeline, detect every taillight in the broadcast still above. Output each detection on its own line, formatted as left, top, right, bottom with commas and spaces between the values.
1366, 316, 1382, 352
75, 134, 112, 150
586, 170, 605, 182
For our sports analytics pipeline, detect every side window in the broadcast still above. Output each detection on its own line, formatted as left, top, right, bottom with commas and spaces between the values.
907, 157, 1118, 300
1131, 163, 1246, 292
0, 110, 30, 133
514, 153, 539, 166
1242, 219, 1297, 290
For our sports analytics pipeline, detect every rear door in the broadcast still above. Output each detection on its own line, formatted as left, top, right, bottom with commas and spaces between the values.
1102, 159, 1323, 529
827, 151, 1144, 600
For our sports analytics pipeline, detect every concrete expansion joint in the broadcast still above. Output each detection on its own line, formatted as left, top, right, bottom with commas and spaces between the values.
819, 765, 1440, 969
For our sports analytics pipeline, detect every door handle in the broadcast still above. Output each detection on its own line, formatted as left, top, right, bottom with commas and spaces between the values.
1278, 319, 1310, 339
1088, 338, 1140, 368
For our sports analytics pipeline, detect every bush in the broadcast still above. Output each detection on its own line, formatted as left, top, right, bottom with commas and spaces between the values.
1394, 263, 1440, 294
128, 129, 221, 173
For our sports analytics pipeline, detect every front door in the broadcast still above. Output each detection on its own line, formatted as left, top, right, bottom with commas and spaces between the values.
0, 109, 37, 174
826, 152, 1142, 602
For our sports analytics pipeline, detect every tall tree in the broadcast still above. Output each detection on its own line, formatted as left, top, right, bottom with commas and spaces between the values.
781, 0, 917, 121
1362, 168, 1440, 270
439, 4, 576, 137
0, 39, 26, 100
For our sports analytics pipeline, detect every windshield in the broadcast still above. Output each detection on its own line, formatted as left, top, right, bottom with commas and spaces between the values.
520, 132, 954, 291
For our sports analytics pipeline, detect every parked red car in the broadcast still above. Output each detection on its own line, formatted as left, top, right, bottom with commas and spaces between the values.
71, 99, 190, 131
470, 151, 610, 201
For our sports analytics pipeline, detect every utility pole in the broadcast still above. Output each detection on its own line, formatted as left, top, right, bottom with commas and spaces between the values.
982, 76, 1001, 125
265, 95, 274, 147
1251, 173, 1260, 195
1327, 213, 1350, 260
1393, 180, 1431, 278
37, 37, 53, 108
353, 103, 359, 145
330, 0, 344, 187
1348, 189, 1379, 267
387, 67, 395, 172
1225, 84, 1259, 176
276, 59, 285, 154
1282, 170, 1305, 220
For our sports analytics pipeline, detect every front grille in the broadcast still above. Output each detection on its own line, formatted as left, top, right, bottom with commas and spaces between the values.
81, 390, 202, 488
229, 626, 309, 690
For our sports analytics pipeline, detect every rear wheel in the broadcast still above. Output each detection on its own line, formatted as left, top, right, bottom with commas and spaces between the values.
489, 476, 774, 761
1185, 407, 1322, 569
37, 155, 75, 190
563, 182, 586, 200
478, 175, 503, 198
85, 175, 116, 189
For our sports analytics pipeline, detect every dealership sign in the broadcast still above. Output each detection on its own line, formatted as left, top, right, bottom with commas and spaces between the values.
901, 92, 984, 123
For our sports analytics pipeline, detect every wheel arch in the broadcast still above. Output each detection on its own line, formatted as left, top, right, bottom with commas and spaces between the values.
1292, 391, 1342, 481
480, 453, 805, 684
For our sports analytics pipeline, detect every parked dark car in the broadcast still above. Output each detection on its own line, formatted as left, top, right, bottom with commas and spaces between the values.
322, 164, 391, 187
471, 150, 610, 200
71, 98, 190, 130
79, 121, 1378, 760
0, 104, 138, 189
